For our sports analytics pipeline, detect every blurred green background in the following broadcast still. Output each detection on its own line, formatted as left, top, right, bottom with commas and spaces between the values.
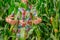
0, 0, 60, 40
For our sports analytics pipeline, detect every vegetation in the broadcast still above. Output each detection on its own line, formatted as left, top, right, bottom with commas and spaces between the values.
0, 0, 60, 40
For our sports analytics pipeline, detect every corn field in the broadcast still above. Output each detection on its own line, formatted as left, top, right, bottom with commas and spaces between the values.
0, 0, 60, 40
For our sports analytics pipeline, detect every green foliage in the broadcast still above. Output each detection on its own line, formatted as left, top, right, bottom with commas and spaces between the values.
0, 0, 60, 40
